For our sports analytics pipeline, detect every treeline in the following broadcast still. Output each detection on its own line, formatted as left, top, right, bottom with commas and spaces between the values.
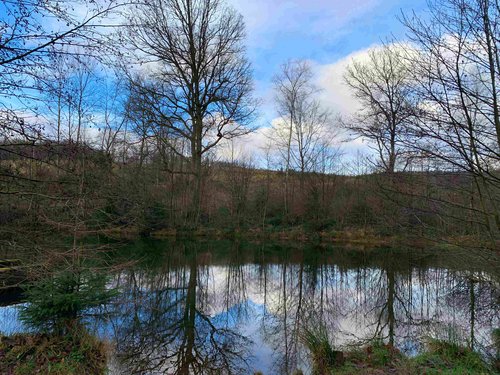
0, 138, 488, 240
0, 0, 499, 253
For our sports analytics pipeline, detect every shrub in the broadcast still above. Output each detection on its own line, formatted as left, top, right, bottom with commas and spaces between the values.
19, 270, 116, 335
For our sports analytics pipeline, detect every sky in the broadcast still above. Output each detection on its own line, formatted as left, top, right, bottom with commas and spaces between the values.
2, 0, 430, 166
222, 0, 429, 163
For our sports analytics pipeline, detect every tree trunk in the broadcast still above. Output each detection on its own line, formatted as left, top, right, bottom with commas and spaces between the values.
191, 117, 203, 226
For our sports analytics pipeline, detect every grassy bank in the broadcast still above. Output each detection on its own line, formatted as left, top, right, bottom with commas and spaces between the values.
100, 223, 499, 252
302, 337, 497, 375
125, 225, 397, 247
0, 331, 107, 375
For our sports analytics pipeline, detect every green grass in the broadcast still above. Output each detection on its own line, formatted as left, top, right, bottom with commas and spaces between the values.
408, 339, 491, 374
301, 325, 343, 374
298, 331, 495, 375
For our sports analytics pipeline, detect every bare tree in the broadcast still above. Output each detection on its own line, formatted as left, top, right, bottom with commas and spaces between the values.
0, 0, 129, 191
0, 0, 126, 129
271, 59, 332, 214
344, 45, 415, 173
125, 0, 257, 225
400, 0, 500, 240
0, 0, 124, 68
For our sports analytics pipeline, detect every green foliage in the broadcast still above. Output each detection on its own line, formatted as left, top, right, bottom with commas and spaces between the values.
492, 328, 500, 353
266, 214, 284, 228
215, 206, 232, 226
19, 270, 116, 334
369, 340, 394, 367
304, 218, 337, 232
345, 200, 376, 226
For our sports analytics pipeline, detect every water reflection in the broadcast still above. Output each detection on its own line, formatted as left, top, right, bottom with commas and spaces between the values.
106, 251, 252, 374
98, 241, 499, 374
2, 241, 499, 374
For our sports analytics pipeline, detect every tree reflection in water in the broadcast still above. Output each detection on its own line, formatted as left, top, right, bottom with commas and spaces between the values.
100, 241, 499, 374
107, 242, 252, 374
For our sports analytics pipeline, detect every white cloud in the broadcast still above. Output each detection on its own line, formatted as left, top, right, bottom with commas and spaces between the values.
229, 0, 379, 49
312, 43, 418, 164
218, 45, 380, 165
315, 44, 381, 117
315, 41, 418, 117
216, 127, 274, 164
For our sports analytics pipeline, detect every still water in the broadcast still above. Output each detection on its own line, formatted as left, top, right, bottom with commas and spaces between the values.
1, 240, 499, 374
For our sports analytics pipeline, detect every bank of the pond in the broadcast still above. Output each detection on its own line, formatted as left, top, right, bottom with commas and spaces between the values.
304, 338, 498, 375
0, 331, 107, 375
103, 225, 403, 247
1, 334, 497, 374
102, 224, 498, 251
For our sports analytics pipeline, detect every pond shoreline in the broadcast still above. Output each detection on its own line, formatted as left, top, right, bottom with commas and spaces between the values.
105, 225, 403, 245
0, 331, 107, 374
100, 225, 496, 252
1, 332, 497, 374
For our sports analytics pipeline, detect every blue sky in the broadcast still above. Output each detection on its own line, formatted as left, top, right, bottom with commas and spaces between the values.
233, 0, 427, 116
2, 0, 430, 164
222, 0, 429, 162
238, 0, 425, 68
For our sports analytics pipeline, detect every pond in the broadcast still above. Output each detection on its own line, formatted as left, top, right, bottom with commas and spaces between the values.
1, 239, 499, 374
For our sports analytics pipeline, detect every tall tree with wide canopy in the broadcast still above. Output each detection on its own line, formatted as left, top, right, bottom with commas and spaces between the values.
126, 0, 256, 225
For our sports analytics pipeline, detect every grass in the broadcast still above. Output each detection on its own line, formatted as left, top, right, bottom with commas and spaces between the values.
299, 331, 496, 375
300, 325, 344, 374
0, 329, 107, 375
406, 339, 493, 375
333, 340, 403, 374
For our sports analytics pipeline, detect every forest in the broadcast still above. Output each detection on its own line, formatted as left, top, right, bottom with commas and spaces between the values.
0, 0, 499, 374
1, 0, 499, 252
